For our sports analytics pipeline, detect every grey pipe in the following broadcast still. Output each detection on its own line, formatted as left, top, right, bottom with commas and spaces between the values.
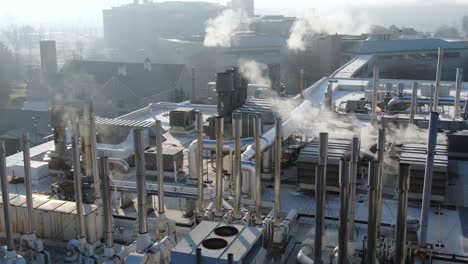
376, 128, 386, 238
196, 111, 204, 212
0, 142, 14, 251
134, 128, 148, 234
433, 48, 444, 111
395, 163, 411, 264
372, 66, 379, 124
274, 118, 282, 219
233, 114, 242, 215
22, 134, 34, 234
367, 161, 378, 264
314, 132, 328, 264
348, 137, 359, 241
419, 112, 439, 244
215, 117, 224, 212
300, 69, 305, 100
409, 82, 418, 125
454, 68, 463, 119
89, 103, 100, 199
71, 120, 86, 239
254, 115, 263, 217
326, 81, 333, 110
156, 120, 165, 215
99, 156, 113, 249
338, 158, 349, 264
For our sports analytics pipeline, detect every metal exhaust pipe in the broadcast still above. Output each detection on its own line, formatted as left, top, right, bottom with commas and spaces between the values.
196, 111, 204, 212
254, 114, 263, 218
22, 134, 34, 234
395, 163, 410, 264
274, 118, 282, 219
300, 69, 305, 100
314, 132, 328, 264
71, 119, 86, 239
348, 137, 359, 241
0, 142, 14, 251
454, 68, 463, 119
367, 160, 378, 264
419, 112, 439, 244
372, 66, 379, 124
134, 128, 148, 234
215, 117, 224, 212
433, 48, 444, 112
88, 102, 100, 199
338, 158, 349, 264
156, 120, 165, 215
99, 156, 113, 249
233, 113, 242, 215
192, 67, 196, 102
376, 128, 386, 238
409, 82, 418, 125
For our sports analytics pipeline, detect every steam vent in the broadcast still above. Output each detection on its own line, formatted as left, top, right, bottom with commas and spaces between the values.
2, 0, 468, 263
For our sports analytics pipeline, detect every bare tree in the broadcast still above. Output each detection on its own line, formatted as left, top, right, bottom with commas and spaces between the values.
0, 42, 16, 106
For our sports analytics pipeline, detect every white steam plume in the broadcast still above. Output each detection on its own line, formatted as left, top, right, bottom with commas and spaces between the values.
204, 9, 244, 48
238, 59, 271, 87
287, 10, 369, 51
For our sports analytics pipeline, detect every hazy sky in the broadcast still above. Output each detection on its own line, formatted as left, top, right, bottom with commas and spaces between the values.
1, 0, 466, 26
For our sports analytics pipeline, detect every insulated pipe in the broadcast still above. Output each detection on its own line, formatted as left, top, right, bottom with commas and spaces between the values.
99, 156, 113, 249
156, 120, 165, 215
215, 117, 224, 212
233, 113, 242, 215
314, 133, 328, 264
0, 142, 14, 251
348, 137, 359, 241
409, 82, 418, 125
274, 118, 282, 219
376, 128, 386, 238
196, 111, 204, 212
254, 114, 263, 217
367, 161, 378, 264
433, 48, 444, 111
395, 163, 411, 264
419, 112, 439, 244
134, 128, 148, 234
22, 134, 34, 234
454, 68, 463, 119
372, 66, 379, 124
338, 158, 349, 264
71, 120, 86, 239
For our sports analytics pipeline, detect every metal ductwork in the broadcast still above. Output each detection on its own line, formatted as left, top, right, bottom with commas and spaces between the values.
274, 118, 282, 219
156, 120, 165, 215
395, 163, 411, 264
134, 129, 148, 235
419, 112, 439, 244
254, 114, 263, 220
99, 156, 114, 252
348, 137, 359, 241
338, 158, 349, 264
376, 128, 386, 238
233, 113, 242, 216
196, 111, 204, 214
314, 133, 328, 264
215, 117, 224, 213
367, 160, 378, 264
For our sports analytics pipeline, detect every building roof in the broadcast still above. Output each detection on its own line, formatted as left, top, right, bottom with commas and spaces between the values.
345, 38, 468, 55
61, 60, 186, 98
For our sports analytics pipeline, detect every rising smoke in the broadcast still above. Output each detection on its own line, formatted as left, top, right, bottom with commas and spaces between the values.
238, 59, 271, 87
204, 9, 245, 48
287, 10, 369, 51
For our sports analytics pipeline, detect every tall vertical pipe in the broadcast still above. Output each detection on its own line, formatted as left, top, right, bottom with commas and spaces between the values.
433, 48, 444, 112
348, 137, 359, 241
338, 158, 349, 264
156, 120, 165, 215
0, 142, 14, 251
367, 161, 378, 264
419, 112, 439, 244
314, 133, 328, 264
254, 115, 263, 218
375, 128, 386, 238
196, 111, 204, 212
134, 129, 148, 234
71, 120, 86, 239
395, 163, 411, 264
429, 84, 434, 113
300, 69, 305, 100
409, 82, 418, 125
99, 156, 113, 249
274, 118, 282, 219
22, 134, 34, 234
372, 66, 379, 124
233, 113, 242, 215
192, 67, 196, 102
454, 68, 463, 119
89, 102, 100, 199
215, 117, 224, 212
